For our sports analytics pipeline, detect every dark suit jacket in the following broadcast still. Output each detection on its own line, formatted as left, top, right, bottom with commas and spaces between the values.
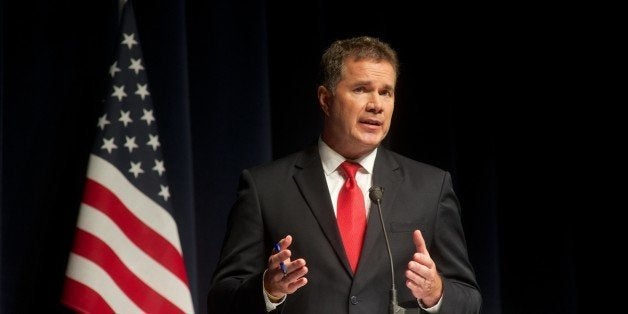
208, 145, 481, 314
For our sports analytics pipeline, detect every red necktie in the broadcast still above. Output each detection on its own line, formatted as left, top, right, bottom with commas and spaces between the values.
337, 161, 367, 273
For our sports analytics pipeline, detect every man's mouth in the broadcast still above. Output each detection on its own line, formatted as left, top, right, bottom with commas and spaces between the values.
360, 118, 383, 126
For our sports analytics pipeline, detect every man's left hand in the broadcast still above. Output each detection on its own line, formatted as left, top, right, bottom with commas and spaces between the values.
405, 230, 443, 307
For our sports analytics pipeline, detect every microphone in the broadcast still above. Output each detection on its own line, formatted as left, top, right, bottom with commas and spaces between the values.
369, 186, 419, 314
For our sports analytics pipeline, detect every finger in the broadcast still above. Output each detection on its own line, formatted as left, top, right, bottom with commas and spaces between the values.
269, 249, 291, 265
272, 235, 293, 262
407, 260, 431, 280
268, 249, 292, 278
280, 235, 293, 250
405, 276, 423, 291
271, 235, 293, 262
283, 264, 308, 283
405, 268, 424, 285
405, 278, 427, 299
284, 258, 306, 274
413, 230, 430, 256
273, 264, 308, 295
411, 252, 435, 269
286, 277, 308, 294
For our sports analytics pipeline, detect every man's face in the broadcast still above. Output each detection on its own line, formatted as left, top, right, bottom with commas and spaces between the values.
319, 58, 396, 159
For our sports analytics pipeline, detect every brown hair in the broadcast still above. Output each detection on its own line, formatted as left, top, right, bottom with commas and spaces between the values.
319, 36, 399, 93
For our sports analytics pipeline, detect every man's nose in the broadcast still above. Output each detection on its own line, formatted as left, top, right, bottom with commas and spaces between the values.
366, 93, 384, 113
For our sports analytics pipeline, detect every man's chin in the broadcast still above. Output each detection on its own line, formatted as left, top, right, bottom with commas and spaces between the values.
353, 141, 382, 155
357, 134, 385, 147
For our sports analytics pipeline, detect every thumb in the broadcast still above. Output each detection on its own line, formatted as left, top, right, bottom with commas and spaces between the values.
413, 230, 429, 255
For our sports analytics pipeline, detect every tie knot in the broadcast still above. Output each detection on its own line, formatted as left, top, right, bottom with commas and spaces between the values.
340, 161, 361, 179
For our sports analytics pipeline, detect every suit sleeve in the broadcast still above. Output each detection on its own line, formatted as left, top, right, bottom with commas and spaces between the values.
207, 169, 270, 314
430, 172, 482, 313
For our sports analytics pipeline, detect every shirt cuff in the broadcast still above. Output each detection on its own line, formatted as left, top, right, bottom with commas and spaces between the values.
263, 270, 286, 312
418, 294, 443, 313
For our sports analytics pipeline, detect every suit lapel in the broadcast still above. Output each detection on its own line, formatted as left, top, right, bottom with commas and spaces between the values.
371, 148, 403, 226
358, 148, 403, 275
293, 145, 353, 275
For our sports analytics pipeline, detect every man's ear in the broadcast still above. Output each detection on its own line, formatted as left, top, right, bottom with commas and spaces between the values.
318, 85, 331, 116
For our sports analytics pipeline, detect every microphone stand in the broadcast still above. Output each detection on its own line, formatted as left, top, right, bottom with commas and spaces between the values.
370, 187, 420, 314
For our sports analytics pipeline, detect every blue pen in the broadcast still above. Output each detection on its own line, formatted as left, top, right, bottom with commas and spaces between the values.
274, 243, 288, 275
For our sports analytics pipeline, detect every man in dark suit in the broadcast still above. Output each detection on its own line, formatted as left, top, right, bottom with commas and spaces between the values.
208, 36, 481, 313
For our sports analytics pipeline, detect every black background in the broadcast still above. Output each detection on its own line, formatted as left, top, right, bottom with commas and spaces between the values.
3, 0, 609, 313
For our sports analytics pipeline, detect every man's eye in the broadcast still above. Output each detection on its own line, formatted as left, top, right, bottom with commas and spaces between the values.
380, 90, 392, 97
354, 87, 366, 93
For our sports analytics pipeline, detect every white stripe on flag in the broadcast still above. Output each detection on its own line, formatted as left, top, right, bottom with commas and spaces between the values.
77, 204, 194, 313
86, 154, 183, 253
66, 253, 144, 313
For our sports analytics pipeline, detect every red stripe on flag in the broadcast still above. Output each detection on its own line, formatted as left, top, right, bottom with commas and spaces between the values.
72, 229, 184, 314
62, 278, 115, 314
82, 178, 189, 284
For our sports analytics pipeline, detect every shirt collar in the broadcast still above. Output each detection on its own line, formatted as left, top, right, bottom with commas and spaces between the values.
318, 137, 377, 175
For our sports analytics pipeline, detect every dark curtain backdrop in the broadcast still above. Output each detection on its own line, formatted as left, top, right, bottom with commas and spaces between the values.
2, 0, 592, 313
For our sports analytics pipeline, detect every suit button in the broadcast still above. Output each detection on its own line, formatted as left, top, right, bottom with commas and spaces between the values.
350, 295, 358, 305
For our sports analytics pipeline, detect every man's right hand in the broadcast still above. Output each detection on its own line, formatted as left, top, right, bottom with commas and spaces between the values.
263, 235, 309, 300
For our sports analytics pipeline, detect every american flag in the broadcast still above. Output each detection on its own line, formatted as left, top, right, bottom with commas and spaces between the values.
62, 1, 194, 313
